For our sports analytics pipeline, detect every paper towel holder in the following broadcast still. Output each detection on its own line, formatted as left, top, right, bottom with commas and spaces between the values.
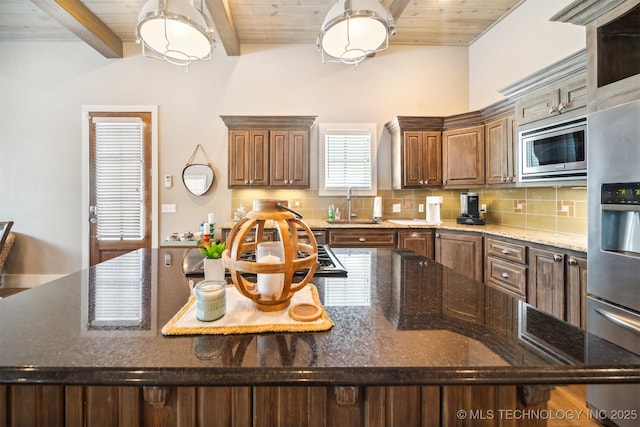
373, 196, 383, 223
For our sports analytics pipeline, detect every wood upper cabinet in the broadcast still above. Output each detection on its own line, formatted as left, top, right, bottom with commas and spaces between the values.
435, 230, 483, 281
515, 75, 587, 125
442, 125, 485, 187
221, 116, 317, 189
485, 115, 516, 185
270, 130, 309, 187
228, 130, 270, 187
401, 131, 442, 188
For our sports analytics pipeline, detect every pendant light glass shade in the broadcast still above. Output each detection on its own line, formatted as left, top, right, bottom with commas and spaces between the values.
136, 0, 214, 67
318, 0, 395, 67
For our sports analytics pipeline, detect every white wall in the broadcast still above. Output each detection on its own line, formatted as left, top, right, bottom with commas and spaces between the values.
469, 0, 586, 109
0, 41, 468, 276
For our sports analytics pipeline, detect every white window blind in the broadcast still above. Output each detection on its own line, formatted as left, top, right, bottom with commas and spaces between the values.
91, 251, 144, 327
93, 117, 145, 241
323, 252, 372, 307
325, 133, 372, 189
319, 123, 377, 196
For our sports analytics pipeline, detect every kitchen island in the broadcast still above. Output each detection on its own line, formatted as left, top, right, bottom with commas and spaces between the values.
1, 248, 638, 426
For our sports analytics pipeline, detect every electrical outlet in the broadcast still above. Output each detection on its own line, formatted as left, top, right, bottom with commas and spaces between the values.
418, 204, 424, 213
161, 204, 176, 213
480, 204, 487, 213
392, 203, 401, 213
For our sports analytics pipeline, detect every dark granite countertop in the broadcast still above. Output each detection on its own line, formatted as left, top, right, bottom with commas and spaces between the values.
1, 248, 638, 386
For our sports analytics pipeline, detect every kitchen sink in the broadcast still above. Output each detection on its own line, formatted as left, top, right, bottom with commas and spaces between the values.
388, 219, 441, 226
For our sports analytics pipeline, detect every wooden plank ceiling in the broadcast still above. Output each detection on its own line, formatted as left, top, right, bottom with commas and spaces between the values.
0, 0, 523, 58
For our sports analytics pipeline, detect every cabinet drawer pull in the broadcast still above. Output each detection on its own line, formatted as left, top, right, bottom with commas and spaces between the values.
358, 237, 367, 242
500, 249, 509, 254
501, 272, 510, 279
553, 254, 563, 262
412, 233, 419, 238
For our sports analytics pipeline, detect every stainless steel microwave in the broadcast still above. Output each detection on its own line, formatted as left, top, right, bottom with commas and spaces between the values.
519, 117, 587, 181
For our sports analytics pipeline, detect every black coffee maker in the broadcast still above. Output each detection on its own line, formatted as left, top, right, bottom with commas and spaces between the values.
457, 192, 485, 225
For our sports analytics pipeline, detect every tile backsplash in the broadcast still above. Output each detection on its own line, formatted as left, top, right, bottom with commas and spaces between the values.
231, 185, 587, 236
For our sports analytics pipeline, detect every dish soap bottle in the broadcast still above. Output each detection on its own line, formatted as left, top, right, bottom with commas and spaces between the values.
234, 204, 246, 221
328, 204, 335, 220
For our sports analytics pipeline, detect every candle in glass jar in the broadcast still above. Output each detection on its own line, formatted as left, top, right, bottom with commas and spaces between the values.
195, 280, 226, 321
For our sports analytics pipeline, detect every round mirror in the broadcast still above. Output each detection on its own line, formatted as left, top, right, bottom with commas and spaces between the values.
182, 164, 215, 196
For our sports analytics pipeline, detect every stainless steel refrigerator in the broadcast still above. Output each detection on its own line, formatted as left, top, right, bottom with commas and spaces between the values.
587, 99, 640, 427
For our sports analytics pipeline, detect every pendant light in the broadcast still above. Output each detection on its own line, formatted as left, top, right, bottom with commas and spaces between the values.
136, 0, 215, 68
318, 0, 396, 68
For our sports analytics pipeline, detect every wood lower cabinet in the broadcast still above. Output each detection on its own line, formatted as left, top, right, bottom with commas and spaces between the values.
328, 229, 396, 247
435, 231, 483, 281
565, 254, 587, 329
528, 247, 566, 321
1, 383, 549, 427
442, 125, 485, 187
485, 237, 528, 300
397, 230, 434, 259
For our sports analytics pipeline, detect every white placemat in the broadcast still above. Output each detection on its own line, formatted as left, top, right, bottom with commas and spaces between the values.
162, 284, 333, 335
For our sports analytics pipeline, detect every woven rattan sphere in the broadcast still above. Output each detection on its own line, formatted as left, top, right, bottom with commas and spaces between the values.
222, 200, 318, 311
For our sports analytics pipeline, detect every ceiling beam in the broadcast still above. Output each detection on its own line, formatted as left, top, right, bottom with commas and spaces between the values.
30, 0, 123, 58
204, 0, 241, 56
388, 0, 411, 23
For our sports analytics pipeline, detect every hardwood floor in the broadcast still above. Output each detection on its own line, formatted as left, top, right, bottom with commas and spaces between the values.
548, 385, 602, 427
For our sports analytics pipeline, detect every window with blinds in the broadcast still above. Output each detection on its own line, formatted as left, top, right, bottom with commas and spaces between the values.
93, 117, 146, 241
89, 250, 148, 329
319, 123, 377, 196
323, 251, 372, 307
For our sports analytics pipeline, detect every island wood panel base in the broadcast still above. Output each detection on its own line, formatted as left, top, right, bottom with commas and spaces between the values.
0, 384, 549, 427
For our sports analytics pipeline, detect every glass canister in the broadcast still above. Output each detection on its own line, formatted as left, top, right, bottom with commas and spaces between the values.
195, 280, 226, 322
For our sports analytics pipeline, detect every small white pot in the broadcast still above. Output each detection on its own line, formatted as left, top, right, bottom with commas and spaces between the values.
204, 258, 225, 281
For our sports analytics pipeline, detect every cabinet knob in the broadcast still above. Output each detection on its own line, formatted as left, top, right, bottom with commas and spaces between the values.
419, 180, 424, 185
557, 103, 567, 113
567, 257, 577, 266
249, 180, 254, 185
424, 178, 428, 185
553, 254, 563, 262
435, 233, 440, 238
412, 233, 419, 238
358, 237, 366, 242
244, 180, 249, 185
549, 106, 558, 114
442, 180, 447, 185
501, 272, 510, 279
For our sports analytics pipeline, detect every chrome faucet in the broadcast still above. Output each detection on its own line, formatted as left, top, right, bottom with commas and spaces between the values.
346, 187, 355, 222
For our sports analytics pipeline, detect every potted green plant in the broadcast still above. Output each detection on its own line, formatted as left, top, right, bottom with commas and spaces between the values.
199, 241, 226, 281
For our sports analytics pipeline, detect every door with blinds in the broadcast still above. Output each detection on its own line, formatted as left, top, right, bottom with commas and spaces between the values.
89, 112, 152, 266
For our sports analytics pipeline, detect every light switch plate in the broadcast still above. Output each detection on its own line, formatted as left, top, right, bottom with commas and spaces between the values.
418, 204, 424, 213
392, 203, 401, 213
162, 204, 176, 213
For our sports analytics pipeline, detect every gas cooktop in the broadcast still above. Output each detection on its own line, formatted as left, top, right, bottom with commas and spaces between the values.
183, 244, 347, 278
